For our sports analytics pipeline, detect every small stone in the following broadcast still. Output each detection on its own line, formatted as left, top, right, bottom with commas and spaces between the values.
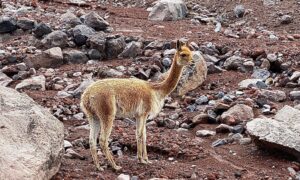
267, 54, 277, 62
169, 113, 179, 120
44, 47, 63, 60
238, 79, 262, 89
74, 113, 84, 120
162, 57, 172, 67
290, 91, 300, 100
196, 130, 216, 137
117, 174, 130, 180
64, 140, 73, 149
239, 138, 252, 145
234, 5, 245, 18
230, 133, 243, 141
232, 125, 244, 134
57, 91, 72, 98
41, 31, 68, 48
64, 149, 85, 160
280, 15, 293, 24
290, 71, 300, 81
216, 124, 234, 133
164, 118, 176, 129
251, 69, 271, 80
212, 139, 228, 147
195, 95, 209, 105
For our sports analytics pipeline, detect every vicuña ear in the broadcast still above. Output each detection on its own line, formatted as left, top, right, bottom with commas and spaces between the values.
176, 40, 182, 51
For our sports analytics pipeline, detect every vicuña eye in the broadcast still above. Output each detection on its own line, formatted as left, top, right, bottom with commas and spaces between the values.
180, 54, 187, 57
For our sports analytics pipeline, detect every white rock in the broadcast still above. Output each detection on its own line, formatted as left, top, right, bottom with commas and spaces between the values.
148, 0, 188, 21
64, 140, 73, 149
15, 75, 46, 91
0, 86, 64, 179
44, 47, 63, 60
117, 174, 130, 180
0, 72, 13, 87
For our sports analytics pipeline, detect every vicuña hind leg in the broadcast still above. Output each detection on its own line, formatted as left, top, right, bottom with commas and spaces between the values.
99, 117, 121, 171
88, 116, 102, 171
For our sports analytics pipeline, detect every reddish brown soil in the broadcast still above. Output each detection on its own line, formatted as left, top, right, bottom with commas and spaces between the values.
2, 0, 300, 179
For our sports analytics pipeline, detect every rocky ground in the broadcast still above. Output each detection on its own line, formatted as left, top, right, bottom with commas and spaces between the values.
1, 0, 300, 179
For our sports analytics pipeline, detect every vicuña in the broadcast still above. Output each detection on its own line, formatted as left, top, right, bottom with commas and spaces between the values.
80, 40, 193, 171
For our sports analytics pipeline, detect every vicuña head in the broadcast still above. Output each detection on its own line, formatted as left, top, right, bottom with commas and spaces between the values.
80, 40, 193, 171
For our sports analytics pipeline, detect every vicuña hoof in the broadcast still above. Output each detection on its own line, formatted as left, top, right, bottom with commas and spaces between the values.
139, 159, 151, 164
96, 164, 104, 171
113, 165, 122, 171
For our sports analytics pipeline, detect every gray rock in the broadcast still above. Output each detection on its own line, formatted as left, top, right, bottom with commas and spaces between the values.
224, 55, 244, 70
206, 62, 224, 74
203, 54, 219, 64
234, 5, 245, 18
290, 91, 300, 100
84, 12, 109, 31
44, 47, 63, 60
64, 149, 85, 160
290, 71, 300, 81
87, 33, 106, 54
162, 57, 172, 67
57, 91, 72, 98
63, 49, 89, 64
251, 69, 271, 80
148, 0, 188, 21
33, 23, 52, 38
0, 86, 64, 179
72, 24, 95, 46
246, 105, 300, 160
17, 18, 36, 30
216, 124, 234, 133
260, 89, 286, 102
239, 138, 252, 145
196, 130, 216, 137
88, 49, 102, 60
195, 95, 209, 105
238, 79, 262, 89
105, 69, 124, 77
164, 118, 176, 129
0, 72, 13, 87
41, 31, 68, 48
280, 15, 293, 24
15, 75, 46, 91
0, 16, 17, 33
60, 11, 82, 27
119, 41, 143, 58
73, 79, 94, 97
106, 36, 126, 59
221, 104, 254, 125
212, 138, 228, 147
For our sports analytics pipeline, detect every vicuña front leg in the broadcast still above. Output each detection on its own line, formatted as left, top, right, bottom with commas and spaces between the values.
136, 116, 149, 164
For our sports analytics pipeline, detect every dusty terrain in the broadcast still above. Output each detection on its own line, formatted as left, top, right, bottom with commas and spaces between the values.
1, 0, 300, 179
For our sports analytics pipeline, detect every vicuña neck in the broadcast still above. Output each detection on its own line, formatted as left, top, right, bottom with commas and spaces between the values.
153, 54, 184, 97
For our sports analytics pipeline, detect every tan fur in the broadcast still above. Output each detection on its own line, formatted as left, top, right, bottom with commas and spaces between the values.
80, 40, 193, 171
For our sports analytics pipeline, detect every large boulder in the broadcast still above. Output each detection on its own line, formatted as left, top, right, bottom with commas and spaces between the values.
60, 11, 82, 28
41, 30, 68, 49
221, 104, 254, 125
159, 51, 207, 96
72, 24, 95, 46
0, 86, 64, 179
87, 32, 106, 55
24, 47, 64, 69
148, 0, 188, 21
0, 16, 17, 33
246, 105, 300, 160
105, 36, 126, 59
83, 12, 110, 31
